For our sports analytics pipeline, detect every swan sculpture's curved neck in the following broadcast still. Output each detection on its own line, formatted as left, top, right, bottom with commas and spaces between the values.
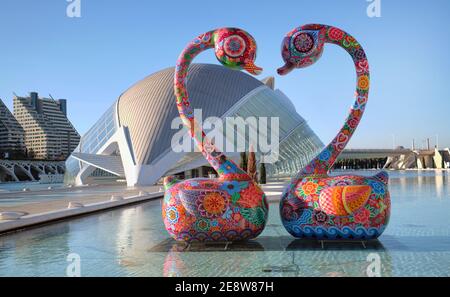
174, 30, 248, 178
293, 25, 370, 183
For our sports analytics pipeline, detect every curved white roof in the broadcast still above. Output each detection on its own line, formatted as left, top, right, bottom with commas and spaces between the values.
117, 63, 264, 165
66, 63, 324, 186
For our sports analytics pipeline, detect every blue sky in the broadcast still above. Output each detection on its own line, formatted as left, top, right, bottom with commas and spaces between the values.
0, 0, 449, 149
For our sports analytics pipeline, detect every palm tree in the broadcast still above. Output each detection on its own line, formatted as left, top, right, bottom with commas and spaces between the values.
247, 146, 257, 183
259, 162, 267, 184
240, 152, 248, 172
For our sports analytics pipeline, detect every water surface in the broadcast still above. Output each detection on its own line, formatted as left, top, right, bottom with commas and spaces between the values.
0, 170, 449, 277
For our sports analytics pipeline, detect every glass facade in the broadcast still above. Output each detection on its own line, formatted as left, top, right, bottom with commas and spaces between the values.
267, 122, 323, 177
230, 88, 323, 177
64, 83, 323, 185
78, 103, 118, 154
64, 103, 118, 184
166, 87, 323, 178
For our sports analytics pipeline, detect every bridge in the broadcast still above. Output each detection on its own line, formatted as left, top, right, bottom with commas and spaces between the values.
338, 148, 450, 170
1, 148, 449, 184
339, 148, 413, 159
0, 160, 65, 182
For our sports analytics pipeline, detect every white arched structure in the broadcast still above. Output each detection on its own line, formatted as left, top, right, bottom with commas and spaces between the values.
64, 64, 324, 187
0, 160, 65, 182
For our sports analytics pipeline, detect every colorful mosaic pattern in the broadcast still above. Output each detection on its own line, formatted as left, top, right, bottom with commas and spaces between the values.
163, 28, 268, 242
278, 24, 391, 240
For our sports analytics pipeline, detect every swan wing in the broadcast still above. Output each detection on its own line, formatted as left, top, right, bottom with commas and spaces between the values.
179, 189, 230, 219
319, 185, 371, 216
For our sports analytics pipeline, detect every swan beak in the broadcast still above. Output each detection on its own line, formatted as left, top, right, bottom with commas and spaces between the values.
244, 62, 263, 75
277, 62, 295, 76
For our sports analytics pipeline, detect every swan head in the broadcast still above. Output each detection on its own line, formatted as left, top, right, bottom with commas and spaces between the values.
277, 24, 327, 75
214, 28, 263, 75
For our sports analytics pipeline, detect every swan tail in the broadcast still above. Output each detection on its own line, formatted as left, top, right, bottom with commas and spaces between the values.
164, 176, 180, 191
373, 171, 389, 185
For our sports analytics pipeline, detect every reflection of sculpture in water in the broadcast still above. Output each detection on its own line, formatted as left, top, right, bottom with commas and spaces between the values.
161, 239, 393, 277
285, 239, 393, 277
162, 28, 269, 243
163, 244, 189, 277
162, 241, 264, 277
278, 24, 391, 240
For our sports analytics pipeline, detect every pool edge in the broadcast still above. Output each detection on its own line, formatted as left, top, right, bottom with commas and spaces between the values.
0, 193, 163, 235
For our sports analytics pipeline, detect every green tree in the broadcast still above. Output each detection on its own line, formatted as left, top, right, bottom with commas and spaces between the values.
259, 163, 267, 185
239, 152, 248, 172
247, 148, 257, 183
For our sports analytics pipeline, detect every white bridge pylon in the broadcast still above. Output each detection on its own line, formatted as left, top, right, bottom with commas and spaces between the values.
0, 160, 65, 182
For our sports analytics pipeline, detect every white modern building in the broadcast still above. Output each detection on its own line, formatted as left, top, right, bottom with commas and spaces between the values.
65, 64, 323, 186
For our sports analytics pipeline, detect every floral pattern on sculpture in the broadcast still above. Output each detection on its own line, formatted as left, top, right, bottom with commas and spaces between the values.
162, 28, 268, 242
278, 24, 391, 240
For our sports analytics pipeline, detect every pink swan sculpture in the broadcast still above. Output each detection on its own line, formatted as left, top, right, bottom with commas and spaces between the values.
278, 24, 391, 240
162, 28, 269, 242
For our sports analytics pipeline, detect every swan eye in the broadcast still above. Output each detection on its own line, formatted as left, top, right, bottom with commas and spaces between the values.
293, 32, 315, 54
223, 35, 246, 57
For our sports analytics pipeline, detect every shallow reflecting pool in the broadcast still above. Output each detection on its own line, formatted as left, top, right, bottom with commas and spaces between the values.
1, 170, 449, 276
0, 182, 65, 193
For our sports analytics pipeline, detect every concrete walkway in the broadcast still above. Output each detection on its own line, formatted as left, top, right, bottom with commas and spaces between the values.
0, 184, 163, 215
0, 179, 288, 216
0, 180, 288, 234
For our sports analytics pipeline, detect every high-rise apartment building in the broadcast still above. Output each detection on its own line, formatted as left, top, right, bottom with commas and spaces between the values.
13, 92, 80, 160
0, 98, 26, 158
